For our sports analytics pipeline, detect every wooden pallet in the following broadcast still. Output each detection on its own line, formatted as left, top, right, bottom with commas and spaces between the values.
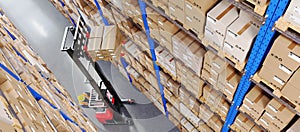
252, 73, 300, 114
252, 73, 278, 91
182, 24, 204, 41
223, 52, 246, 72
242, 0, 269, 16
276, 17, 300, 36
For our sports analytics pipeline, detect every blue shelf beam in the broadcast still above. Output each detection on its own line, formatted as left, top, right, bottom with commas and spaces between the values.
138, 0, 168, 117
222, 0, 290, 131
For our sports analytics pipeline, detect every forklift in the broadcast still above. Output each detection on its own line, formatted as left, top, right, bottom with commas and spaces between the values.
61, 16, 134, 125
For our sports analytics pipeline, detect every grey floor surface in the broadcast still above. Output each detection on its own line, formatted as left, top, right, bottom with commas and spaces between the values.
0, 0, 178, 132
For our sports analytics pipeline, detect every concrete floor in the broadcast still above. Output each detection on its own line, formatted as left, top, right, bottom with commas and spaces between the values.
0, 0, 178, 131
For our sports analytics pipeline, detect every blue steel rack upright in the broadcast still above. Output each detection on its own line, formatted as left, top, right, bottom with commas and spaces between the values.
222, 0, 290, 131
137, 0, 169, 117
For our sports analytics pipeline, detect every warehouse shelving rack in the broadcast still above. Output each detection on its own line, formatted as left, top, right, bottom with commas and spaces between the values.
68, 0, 294, 131
102, 0, 233, 121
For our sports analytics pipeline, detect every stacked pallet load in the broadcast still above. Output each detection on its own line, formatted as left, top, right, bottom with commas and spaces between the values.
87, 24, 123, 61
0, 8, 97, 131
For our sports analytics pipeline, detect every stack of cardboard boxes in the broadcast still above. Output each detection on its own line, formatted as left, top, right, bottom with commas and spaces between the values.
172, 31, 205, 77
257, 99, 295, 131
231, 113, 264, 132
176, 62, 204, 99
87, 25, 122, 62
169, 0, 185, 23
158, 17, 180, 53
223, 11, 260, 63
155, 46, 177, 77
202, 51, 241, 101
240, 86, 271, 121
204, 0, 239, 49
277, 0, 300, 32
184, 0, 218, 38
259, 35, 300, 107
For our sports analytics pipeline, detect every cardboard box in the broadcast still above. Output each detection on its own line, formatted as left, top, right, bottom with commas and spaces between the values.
158, 18, 179, 43
282, 83, 300, 106
169, 1, 185, 23
172, 31, 195, 60
233, 113, 255, 132
224, 11, 260, 63
184, 1, 206, 36
257, 112, 281, 131
189, 0, 218, 13
259, 66, 287, 89
264, 98, 295, 126
262, 35, 300, 75
197, 121, 213, 132
199, 104, 214, 122
241, 86, 271, 120
205, 0, 239, 48
0, 120, 15, 132
283, 0, 300, 27
207, 115, 223, 132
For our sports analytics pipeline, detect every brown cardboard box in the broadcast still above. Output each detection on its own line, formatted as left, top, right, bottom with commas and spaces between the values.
158, 18, 179, 43
169, 1, 185, 23
224, 11, 260, 63
233, 113, 255, 132
180, 88, 191, 105
263, 35, 300, 73
257, 113, 281, 132
199, 104, 214, 122
217, 98, 229, 117
0, 120, 15, 132
282, 83, 300, 106
242, 86, 270, 119
265, 98, 295, 126
184, 1, 206, 36
259, 66, 286, 89
189, 0, 218, 13
283, 67, 300, 89
283, 0, 300, 30
207, 115, 223, 132
197, 121, 213, 132
205, 0, 239, 48
287, 118, 300, 132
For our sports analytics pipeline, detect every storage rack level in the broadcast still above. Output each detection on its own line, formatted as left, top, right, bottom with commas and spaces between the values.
142, 0, 245, 73
251, 77, 300, 116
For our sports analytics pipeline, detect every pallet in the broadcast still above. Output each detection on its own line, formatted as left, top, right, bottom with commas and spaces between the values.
276, 17, 300, 36
252, 73, 300, 114
252, 73, 278, 91
242, 0, 269, 16
223, 52, 246, 72
182, 24, 204, 40
156, 62, 177, 81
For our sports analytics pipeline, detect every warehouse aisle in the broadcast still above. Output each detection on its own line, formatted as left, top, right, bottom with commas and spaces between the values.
0, 0, 107, 131
0, 0, 177, 132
